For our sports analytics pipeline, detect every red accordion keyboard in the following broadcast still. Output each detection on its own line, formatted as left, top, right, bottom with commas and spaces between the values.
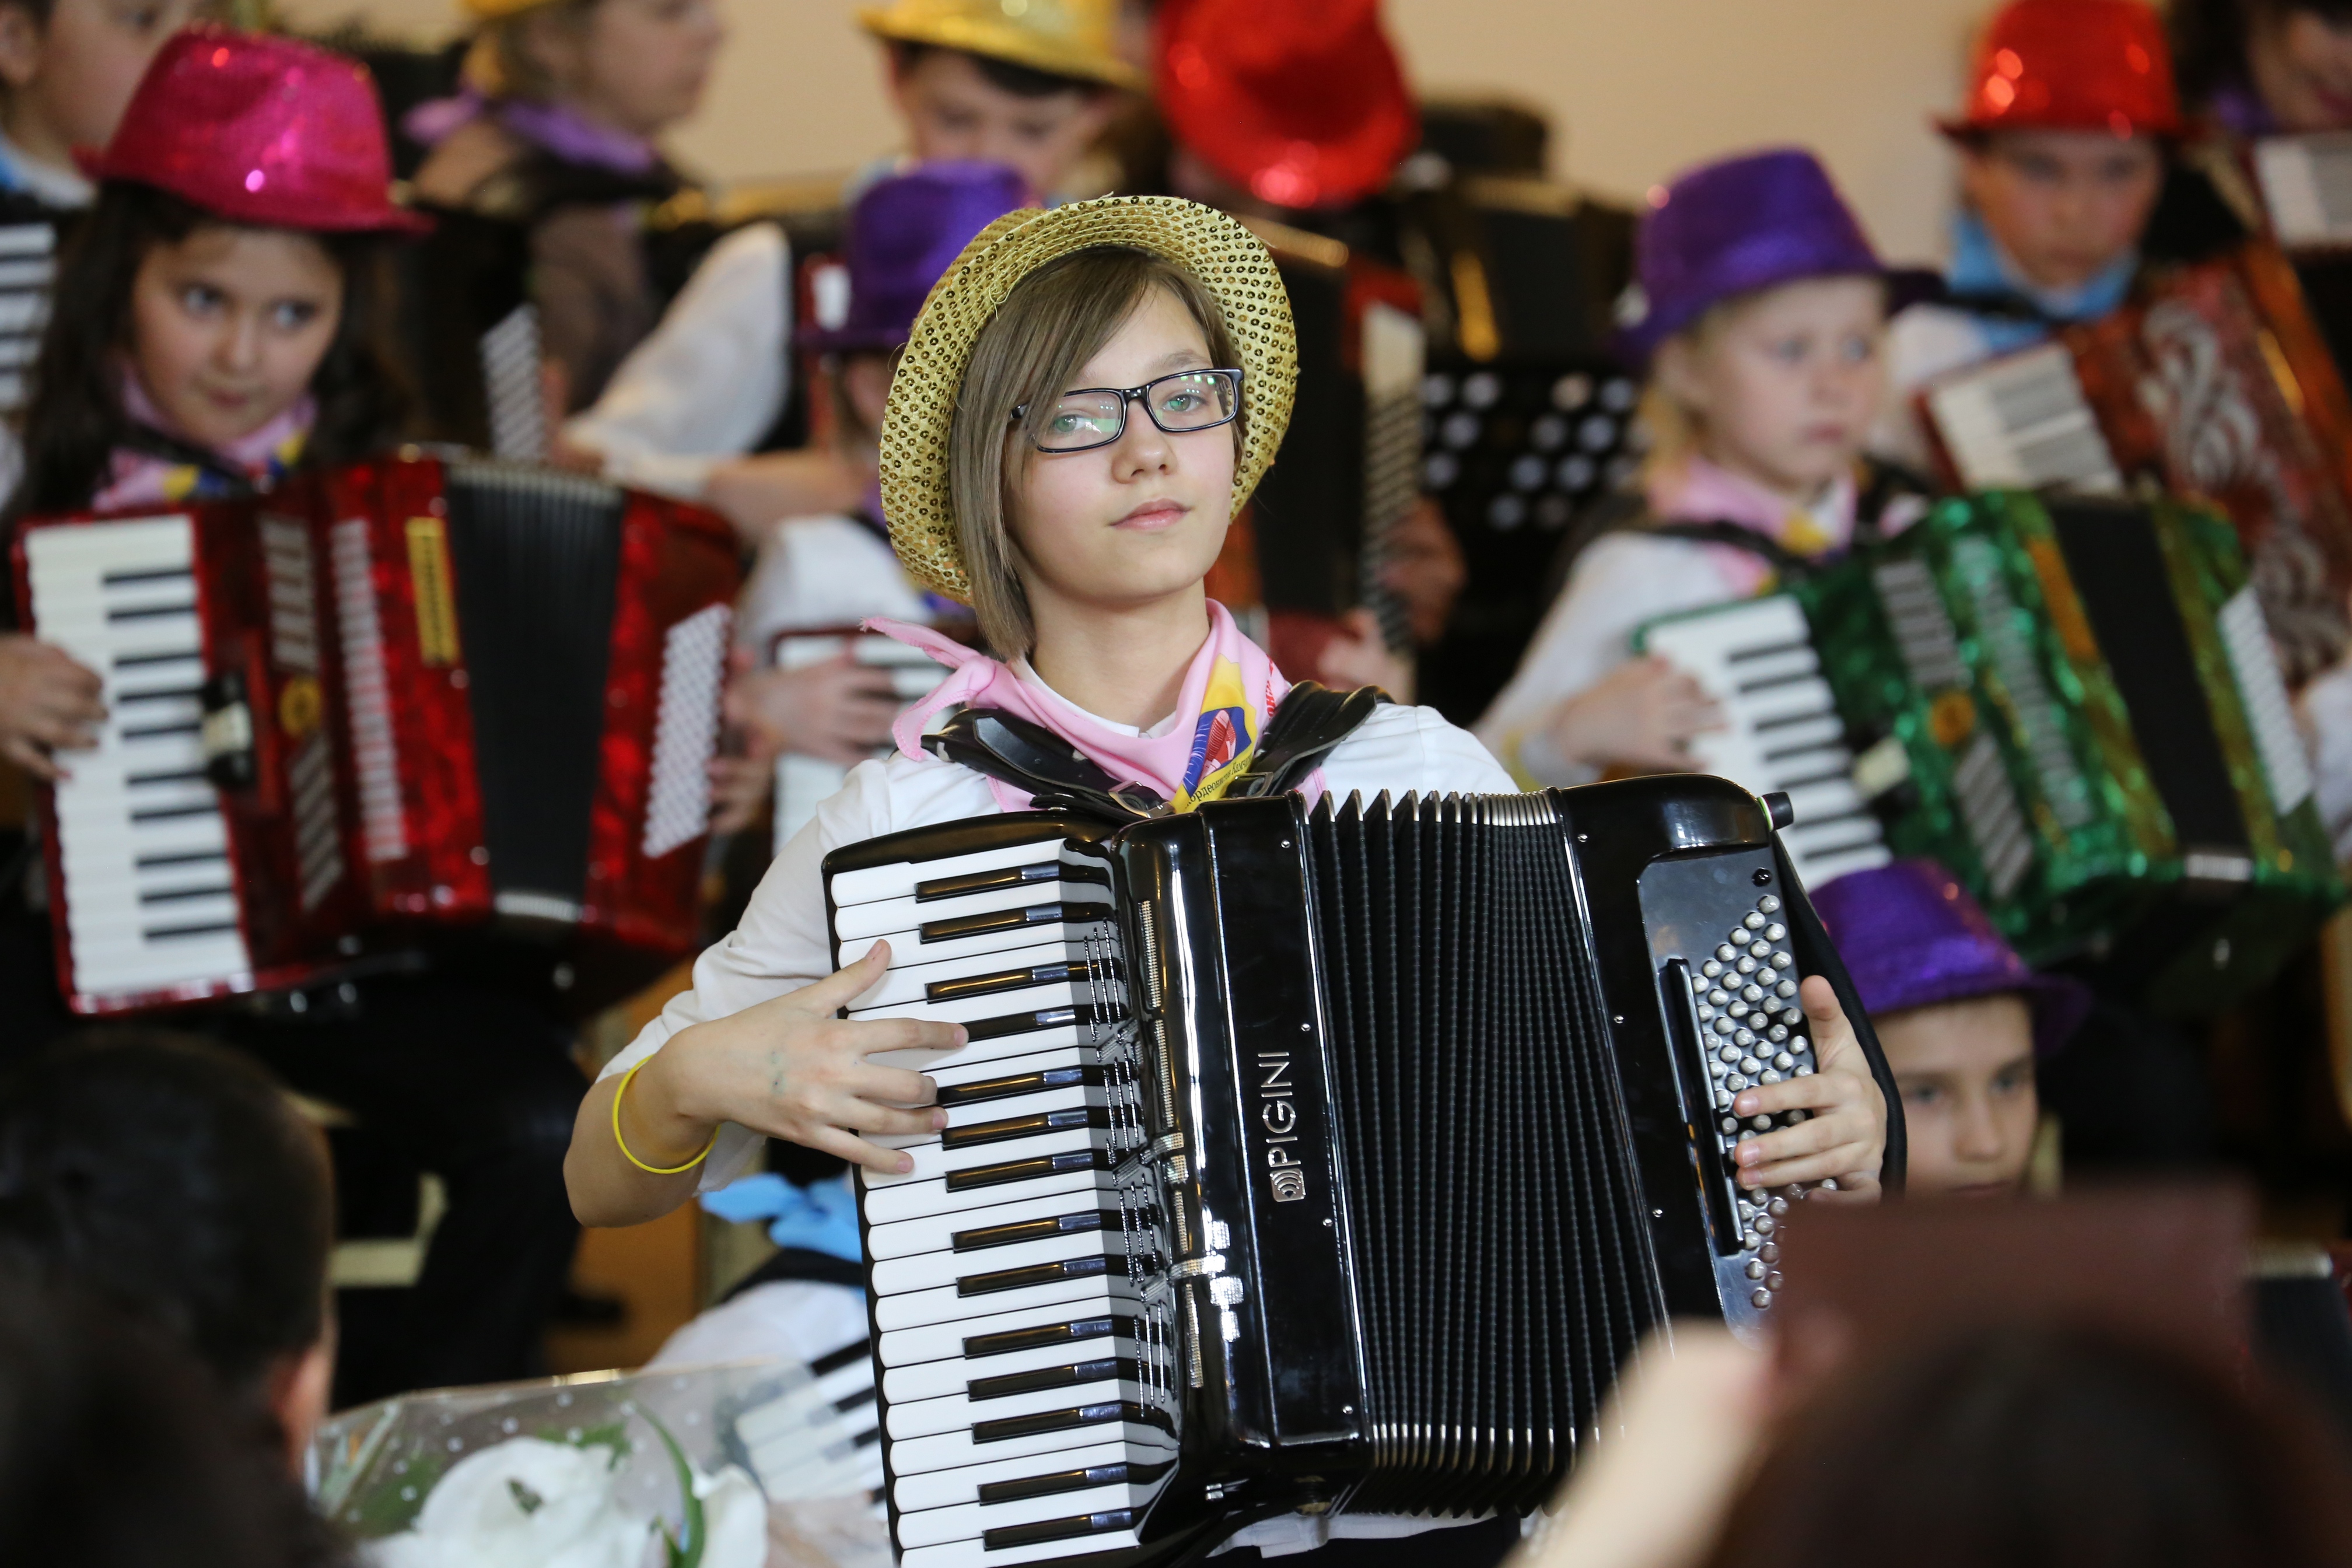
11, 453, 742, 1015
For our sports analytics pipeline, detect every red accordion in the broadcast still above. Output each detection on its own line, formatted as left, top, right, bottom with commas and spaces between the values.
1919, 243, 2352, 685
11, 453, 741, 1015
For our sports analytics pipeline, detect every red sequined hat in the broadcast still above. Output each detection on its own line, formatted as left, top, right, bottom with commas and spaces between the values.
82, 25, 429, 233
1943, 0, 2182, 139
1154, 0, 1418, 211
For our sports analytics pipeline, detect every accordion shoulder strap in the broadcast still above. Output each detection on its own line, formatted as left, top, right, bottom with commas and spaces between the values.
925, 681, 1387, 821
1228, 680, 1387, 800
925, 708, 1165, 824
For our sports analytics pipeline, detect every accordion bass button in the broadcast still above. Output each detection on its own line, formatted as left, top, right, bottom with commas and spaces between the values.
1760, 1242, 1780, 1263
1765, 924, 1787, 942
1702, 960, 1724, 978
1745, 1258, 1766, 1279
1757, 895, 1782, 914
1716, 945, 1739, 963
1752, 1288, 1773, 1310
1742, 912, 1766, 930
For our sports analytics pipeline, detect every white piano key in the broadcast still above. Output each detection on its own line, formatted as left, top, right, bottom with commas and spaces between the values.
830, 838, 1076, 909
835, 880, 1114, 944
875, 1271, 1129, 1334
901, 1527, 1144, 1568
888, 1377, 1144, 1441
871, 1224, 1122, 1297
863, 1163, 1113, 1227
889, 1436, 1155, 1513
870, 1020, 1098, 1075
874, 1290, 1134, 1369
888, 1410, 1168, 1479
895, 1469, 1177, 1549
869, 1184, 1121, 1262
883, 1334, 1153, 1405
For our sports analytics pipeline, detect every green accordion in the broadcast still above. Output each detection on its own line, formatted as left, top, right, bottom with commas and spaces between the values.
1636, 491, 2342, 1013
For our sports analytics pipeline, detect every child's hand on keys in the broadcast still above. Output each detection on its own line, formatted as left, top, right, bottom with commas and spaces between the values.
632, 942, 965, 1174
1545, 655, 1723, 774
0, 635, 104, 779
1728, 975, 1886, 1203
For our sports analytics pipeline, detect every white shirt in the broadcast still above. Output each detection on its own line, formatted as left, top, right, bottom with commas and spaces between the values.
1472, 531, 1759, 787
561, 221, 793, 499
600, 683, 1514, 1189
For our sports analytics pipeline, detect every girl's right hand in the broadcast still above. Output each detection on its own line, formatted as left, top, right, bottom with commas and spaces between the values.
628, 942, 964, 1174
1545, 655, 1723, 774
0, 635, 105, 779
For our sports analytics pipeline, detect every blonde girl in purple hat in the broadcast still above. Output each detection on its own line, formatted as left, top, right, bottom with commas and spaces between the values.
1476, 148, 1940, 791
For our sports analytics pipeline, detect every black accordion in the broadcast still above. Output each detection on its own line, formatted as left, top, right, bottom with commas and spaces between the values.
822, 778, 1896, 1568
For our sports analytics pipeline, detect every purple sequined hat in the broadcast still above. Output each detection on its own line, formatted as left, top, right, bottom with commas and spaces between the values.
800, 161, 1033, 353
1812, 859, 2092, 1055
1615, 146, 1941, 364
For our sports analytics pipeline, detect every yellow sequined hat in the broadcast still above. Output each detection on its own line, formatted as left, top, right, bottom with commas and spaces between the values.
860, 0, 1144, 92
878, 195, 1298, 604
458, 0, 564, 18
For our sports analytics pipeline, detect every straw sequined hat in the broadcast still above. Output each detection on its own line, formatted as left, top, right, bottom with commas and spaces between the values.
878, 195, 1298, 604
860, 0, 1143, 91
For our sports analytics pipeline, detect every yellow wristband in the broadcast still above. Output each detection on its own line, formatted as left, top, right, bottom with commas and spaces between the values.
611, 1058, 718, 1176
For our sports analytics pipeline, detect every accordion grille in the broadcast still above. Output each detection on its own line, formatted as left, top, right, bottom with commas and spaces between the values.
1307, 790, 1662, 1515
444, 463, 624, 916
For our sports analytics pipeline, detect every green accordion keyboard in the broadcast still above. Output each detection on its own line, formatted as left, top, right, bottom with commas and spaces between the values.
1636, 491, 2342, 1013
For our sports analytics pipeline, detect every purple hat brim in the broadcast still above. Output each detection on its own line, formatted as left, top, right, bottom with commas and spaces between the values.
1615, 264, 1944, 366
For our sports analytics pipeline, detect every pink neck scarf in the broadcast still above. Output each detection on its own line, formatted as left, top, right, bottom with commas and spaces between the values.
94, 369, 315, 513
1646, 453, 1858, 595
872, 600, 1320, 814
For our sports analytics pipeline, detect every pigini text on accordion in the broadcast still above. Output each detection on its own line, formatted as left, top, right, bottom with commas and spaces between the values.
820, 776, 1901, 1568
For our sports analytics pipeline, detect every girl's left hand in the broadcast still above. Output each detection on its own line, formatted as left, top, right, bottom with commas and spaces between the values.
1727, 974, 1885, 1202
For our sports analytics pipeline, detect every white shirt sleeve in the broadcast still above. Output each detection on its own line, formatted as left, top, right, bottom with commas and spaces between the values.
596, 751, 995, 1189
561, 222, 793, 501
1472, 534, 1745, 786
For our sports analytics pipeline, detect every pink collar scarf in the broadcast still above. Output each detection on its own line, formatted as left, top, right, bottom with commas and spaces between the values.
94, 369, 315, 513
1646, 453, 1857, 596
872, 600, 1321, 814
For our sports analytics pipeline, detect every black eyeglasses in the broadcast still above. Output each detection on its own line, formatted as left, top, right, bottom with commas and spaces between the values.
1012, 368, 1244, 453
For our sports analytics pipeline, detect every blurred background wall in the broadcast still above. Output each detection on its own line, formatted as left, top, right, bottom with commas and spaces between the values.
276, 0, 1992, 262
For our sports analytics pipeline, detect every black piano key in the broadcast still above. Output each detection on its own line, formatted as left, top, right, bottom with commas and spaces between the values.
976, 1457, 1174, 1506
104, 600, 198, 622
956, 1254, 1111, 1297
963, 1312, 1129, 1359
834, 1382, 877, 1413
112, 648, 196, 668
100, 566, 192, 587
916, 859, 1108, 901
971, 1399, 1162, 1446
942, 1105, 1111, 1151
926, 958, 1105, 1005
920, 901, 1081, 943
983, 1509, 1137, 1551
145, 920, 242, 942
139, 884, 233, 905
944, 1146, 1109, 1192
962, 1004, 1121, 1044
952, 1208, 1111, 1252
810, 1338, 873, 1377
937, 1065, 1104, 1109
966, 1355, 1136, 1401
134, 849, 228, 870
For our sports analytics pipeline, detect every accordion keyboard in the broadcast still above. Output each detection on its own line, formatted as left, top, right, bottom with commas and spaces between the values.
831, 832, 1179, 1568
1640, 596, 1892, 888
22, 516, 251, 999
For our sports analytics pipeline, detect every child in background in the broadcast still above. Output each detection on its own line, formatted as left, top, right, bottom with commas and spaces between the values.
2174, 0, 2352, 136
1812, 860, 2090, 1198
0, 1030, 337, 1471
0, 29, 587, 1408
562, 0, 1133, 530
708, 159, 1027, 835
1474, 148, 1938, 786
406, 0, 724, 414
1874, 0, 2182, 468
0, 0, 200, 218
